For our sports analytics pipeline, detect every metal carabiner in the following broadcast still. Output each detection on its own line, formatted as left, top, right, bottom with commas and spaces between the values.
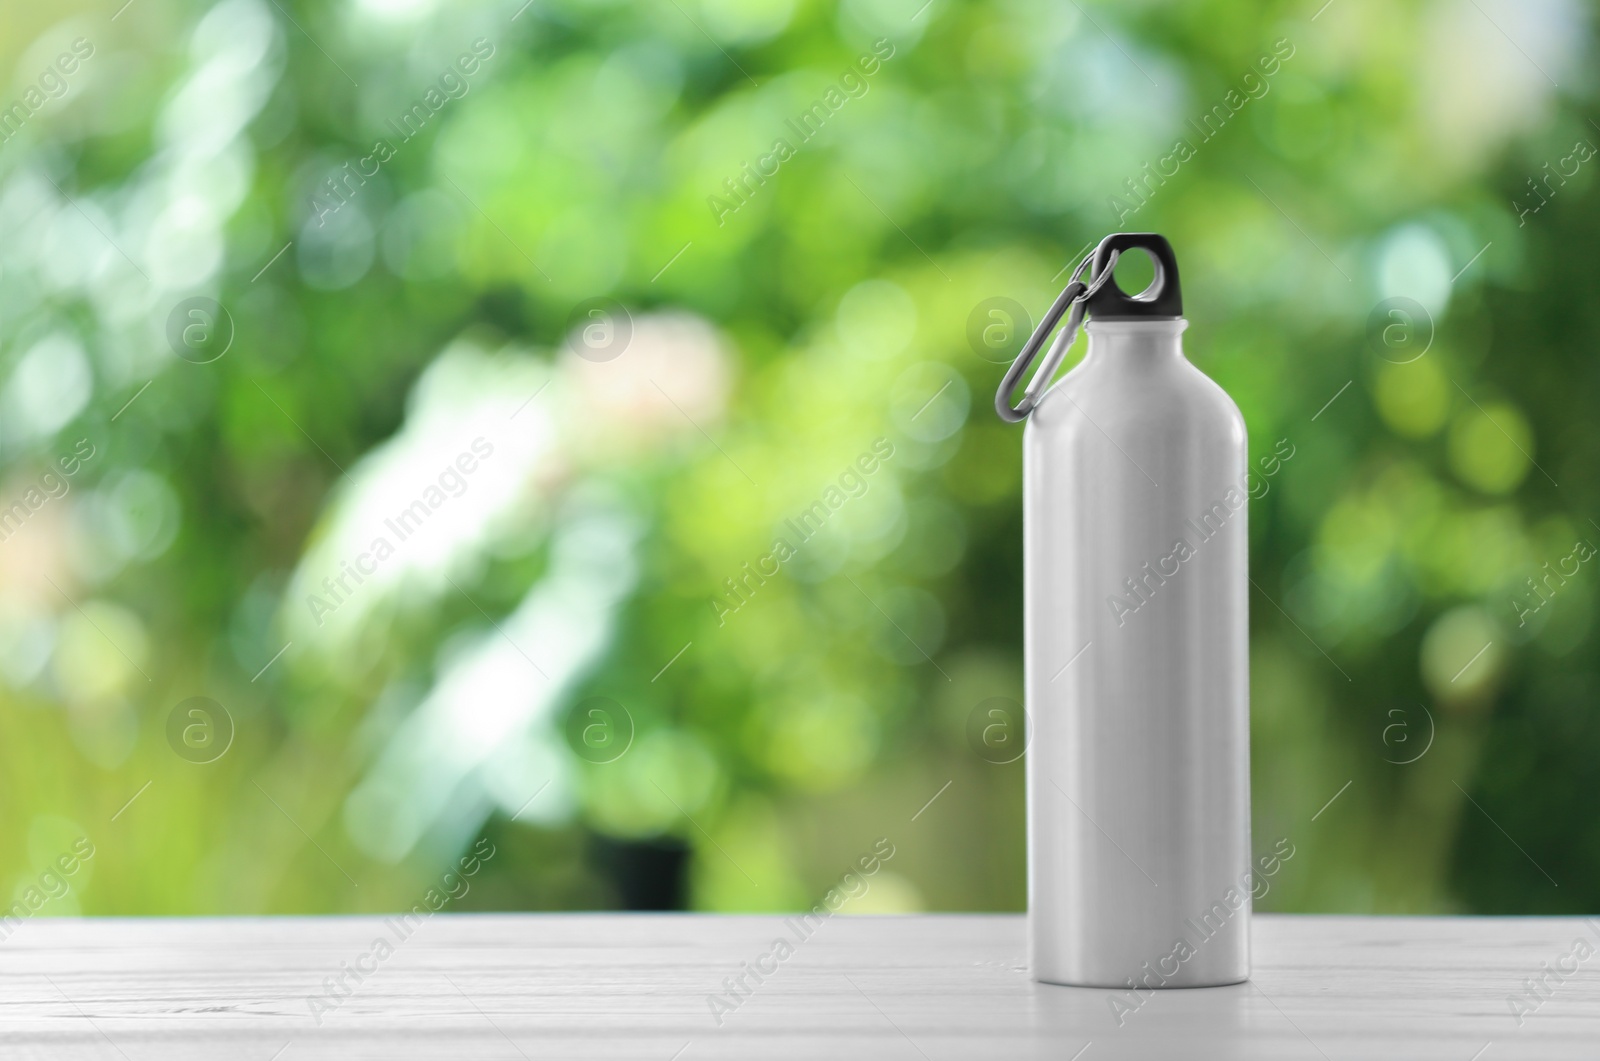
994, 249, 1119, 423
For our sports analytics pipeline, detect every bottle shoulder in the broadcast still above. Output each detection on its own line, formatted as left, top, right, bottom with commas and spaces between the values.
1026, 355, 1246, 448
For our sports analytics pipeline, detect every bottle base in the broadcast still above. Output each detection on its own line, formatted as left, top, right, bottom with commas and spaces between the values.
1031, 969, 1250, 989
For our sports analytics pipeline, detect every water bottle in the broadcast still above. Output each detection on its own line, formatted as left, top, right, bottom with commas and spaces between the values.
996, 233, 1251, 989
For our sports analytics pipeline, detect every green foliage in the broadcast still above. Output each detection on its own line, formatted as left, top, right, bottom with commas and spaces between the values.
0, 0, 1595, 917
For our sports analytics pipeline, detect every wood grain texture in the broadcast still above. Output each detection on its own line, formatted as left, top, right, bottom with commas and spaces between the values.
2, 914, 1598, 1059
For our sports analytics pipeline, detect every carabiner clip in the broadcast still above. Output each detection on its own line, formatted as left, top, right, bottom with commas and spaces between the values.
994, 250, 1119, 423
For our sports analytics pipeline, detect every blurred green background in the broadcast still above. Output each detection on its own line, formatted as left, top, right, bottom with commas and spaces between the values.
0, 0, 1595, 919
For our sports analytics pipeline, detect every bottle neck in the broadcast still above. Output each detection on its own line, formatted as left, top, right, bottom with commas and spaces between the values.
1083, 318, 1188, 365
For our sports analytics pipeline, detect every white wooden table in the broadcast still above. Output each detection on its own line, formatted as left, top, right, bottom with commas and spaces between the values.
3, 914, 1597, 1058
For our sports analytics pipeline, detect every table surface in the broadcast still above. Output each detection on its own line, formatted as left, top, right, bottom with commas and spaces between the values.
3, 913, 1598, 1059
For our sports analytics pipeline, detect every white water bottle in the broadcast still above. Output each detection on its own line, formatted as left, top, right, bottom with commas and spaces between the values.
997, 234, 1252, 989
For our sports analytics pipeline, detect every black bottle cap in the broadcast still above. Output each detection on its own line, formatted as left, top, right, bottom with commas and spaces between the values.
1083, 233, 1183, 320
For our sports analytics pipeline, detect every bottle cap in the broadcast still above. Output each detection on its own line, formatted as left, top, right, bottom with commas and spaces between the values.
1083, 233, 1183, 320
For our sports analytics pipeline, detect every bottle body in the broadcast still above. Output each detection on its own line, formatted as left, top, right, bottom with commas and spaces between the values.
1025, 319, 1251, 988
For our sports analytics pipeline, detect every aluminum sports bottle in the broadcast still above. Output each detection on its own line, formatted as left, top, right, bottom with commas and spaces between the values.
996, 233, 1251, 989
